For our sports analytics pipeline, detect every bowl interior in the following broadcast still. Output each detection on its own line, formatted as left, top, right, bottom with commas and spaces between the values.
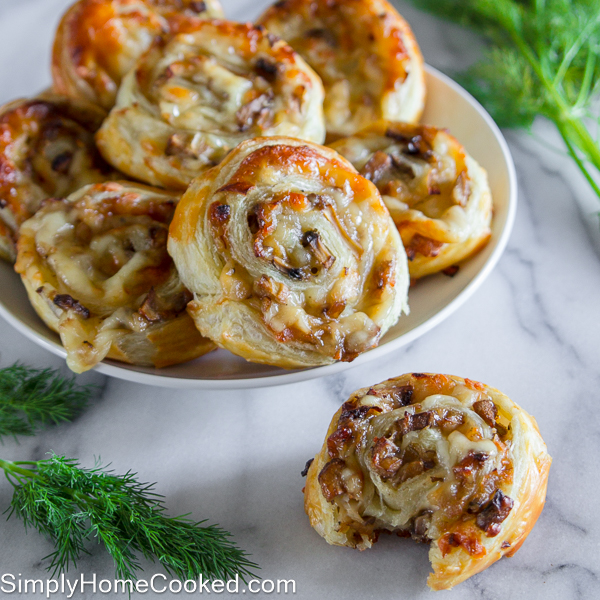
0, 67, 515, 388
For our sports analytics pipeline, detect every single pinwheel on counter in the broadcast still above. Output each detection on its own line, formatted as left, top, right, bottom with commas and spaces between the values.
304, 373, 551, 590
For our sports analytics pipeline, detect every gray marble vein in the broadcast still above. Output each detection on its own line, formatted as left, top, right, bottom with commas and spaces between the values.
0, 0, 599, 598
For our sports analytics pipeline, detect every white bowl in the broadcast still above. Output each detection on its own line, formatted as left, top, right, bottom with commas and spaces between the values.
0, 66, 516, 388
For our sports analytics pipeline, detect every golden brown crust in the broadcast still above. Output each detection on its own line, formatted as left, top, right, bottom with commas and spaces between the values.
0, 94, 119, 263
15, 181, 214, 373
304, 373, 551, 590
52, 0, 225, 110
167, 137, 409, 368
96, 20, 326, 189
330, 121, 493, 278
258, 0, 425, 138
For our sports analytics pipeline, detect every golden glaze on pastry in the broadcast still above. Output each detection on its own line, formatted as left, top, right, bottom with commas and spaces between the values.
168, 137, 409, 368
330, 122, 493, 278
258, 0, 425, 138
304, 373, 551, 590
15, 181, 214, 373
52, 0, 225, 110
96, 21, 326, 189
0, 94, 118, 263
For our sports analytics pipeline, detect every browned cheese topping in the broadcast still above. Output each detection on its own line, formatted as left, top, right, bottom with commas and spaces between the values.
316, 374, 515, 553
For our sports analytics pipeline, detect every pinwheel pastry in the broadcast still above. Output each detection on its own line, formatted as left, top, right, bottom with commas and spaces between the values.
0, 94, 118, 263
52, 0, 225, 111
330, 122, 493, 279
15, 181, 214, 373
96, 21, 326, 189
304, 373, 551, 590
258, 0, 425, 139
168, 137, 409, 368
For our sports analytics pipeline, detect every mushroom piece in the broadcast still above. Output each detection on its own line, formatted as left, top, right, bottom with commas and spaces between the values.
302, 230, 335, 269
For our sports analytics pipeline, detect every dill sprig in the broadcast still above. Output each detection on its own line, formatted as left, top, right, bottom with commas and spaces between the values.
412, 0, 600, 202
0, 454, 258, 585
0, 363, 92, 441
0, 364, 258, 585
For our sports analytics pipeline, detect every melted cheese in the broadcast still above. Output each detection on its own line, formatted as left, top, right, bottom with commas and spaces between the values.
96, 21, 326, 189
258, 0, 425, 136
52, 0, 225, 110
15, 182, 214, 372
330, 122, 494, 278
168, 137, 410, 367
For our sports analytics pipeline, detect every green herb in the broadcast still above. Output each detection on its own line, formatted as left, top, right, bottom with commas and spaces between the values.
0, 454, 258, 585
0, 363, 92, 441
0, 364, 258, 586
411, 0, 600, 202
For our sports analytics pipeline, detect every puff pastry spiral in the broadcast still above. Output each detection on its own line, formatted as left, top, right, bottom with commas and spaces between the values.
168, 137, 409, 368
304, 373, 551, 590
52, 0, 225, 111
330, 122, 493, 278
96, 21, 326, 189
0, 94, 117, 263
15, 181, 214, 373
258, 0, 425, 138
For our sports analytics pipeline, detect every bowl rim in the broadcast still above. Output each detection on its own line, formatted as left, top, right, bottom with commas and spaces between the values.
0, 65, 517, 389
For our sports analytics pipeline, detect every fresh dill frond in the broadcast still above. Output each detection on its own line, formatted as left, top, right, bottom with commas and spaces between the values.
459, 47, 544, 128
0, 454, 258, 584
412, 0, 600, 201
0, 366, 257, 585
0, 363, 92, 441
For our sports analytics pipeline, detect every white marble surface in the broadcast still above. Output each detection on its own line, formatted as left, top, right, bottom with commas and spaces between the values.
0, 0, 599, 598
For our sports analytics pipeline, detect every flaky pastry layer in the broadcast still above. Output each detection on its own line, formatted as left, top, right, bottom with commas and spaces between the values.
52, 0, 224, 110
258, 0, 425, 138
96, 21, 326, 189
15, 181, 214, 373
330, 122, 493, 278
0, 94, 118, 262
168, 137, 409, 368
304, 373, 551, 590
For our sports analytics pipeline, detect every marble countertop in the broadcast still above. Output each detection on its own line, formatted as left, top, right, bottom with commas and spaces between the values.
1, 0, 599, 598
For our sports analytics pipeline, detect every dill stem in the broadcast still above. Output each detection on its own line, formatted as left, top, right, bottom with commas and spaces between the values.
0, 459, 102, 506
574, 50, 596, 110
0, 459, 39, 481
554, 122, 600, 199
506, 25, 600, 201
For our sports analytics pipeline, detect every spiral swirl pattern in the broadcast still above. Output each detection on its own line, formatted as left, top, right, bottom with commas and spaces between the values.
168, 137, 409, 368
258, 0, 425, 138
304, 373, 551, 590
0, 94, 117, 262
330, 122, 493, 278
96, 21, 326, 189
16, 181, 214, 373
52, 0, 225, 110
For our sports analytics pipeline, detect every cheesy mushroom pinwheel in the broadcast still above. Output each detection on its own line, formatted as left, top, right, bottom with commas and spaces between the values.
15, 181, 214, 374
96, 21, 326, 189
258, 0, 425, 139
304, 373, 551, 590
330, 122, 493, 279
52, 0, 225, 111
168, 137, 409, 369
0, 94, 118, 263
